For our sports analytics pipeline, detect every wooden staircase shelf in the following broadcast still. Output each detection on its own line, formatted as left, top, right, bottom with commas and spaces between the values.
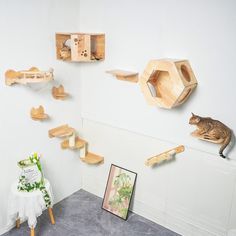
106, 70, 138, 83
5, 67, 54, 86
80, 152, 104, 165
61, 137, 87, 149
48, 124, 75, 138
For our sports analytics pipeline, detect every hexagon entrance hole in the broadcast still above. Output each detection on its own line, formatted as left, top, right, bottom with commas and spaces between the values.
147, 70, 176, 106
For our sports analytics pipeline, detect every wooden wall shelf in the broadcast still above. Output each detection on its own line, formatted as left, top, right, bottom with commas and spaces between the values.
5, 67, 54, 86
140, 59, 197, 108
30, 105, 49, 121
56, 33, 105, 62
80, 152, 104, 165
52, 85, 68, 100
48, 124, 75, 138
145, 145, 185, 166
106, 70, 138, 83
61, 137, 87, 150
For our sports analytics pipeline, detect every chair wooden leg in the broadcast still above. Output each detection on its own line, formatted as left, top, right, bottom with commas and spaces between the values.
30, 227, 35, 236
16, 219, 20, 229
48, 207, 55, 225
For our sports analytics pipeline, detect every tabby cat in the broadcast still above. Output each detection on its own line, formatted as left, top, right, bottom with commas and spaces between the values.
189, 113, 232, 158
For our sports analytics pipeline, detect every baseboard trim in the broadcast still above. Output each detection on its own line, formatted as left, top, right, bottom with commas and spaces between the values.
82, 182, 228, 236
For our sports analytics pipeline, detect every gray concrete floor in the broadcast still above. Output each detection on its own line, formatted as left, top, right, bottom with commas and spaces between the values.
3, 189, 180, 236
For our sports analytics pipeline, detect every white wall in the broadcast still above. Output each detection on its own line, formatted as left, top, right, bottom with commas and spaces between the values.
0, 0, 82, 234
78, 0, 236, 235
1, 1, 236, 236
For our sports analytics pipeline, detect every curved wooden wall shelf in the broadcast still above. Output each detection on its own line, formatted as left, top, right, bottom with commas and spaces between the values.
52, 85, 69, 100
5, 67, 54, 86
48, 124, 75, 138
106, 70, 138, 83
30, 105, 49, 121
140, 59, 197, 109
145, 145, 185, 166
80, 152, 104, 165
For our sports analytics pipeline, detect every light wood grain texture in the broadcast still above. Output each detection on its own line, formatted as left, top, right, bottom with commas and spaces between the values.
16, 219, 20, 229
145, 145, 185, 166
5, 67, 54, 86
52, 85, 69, 100
56, 33, 105, 62
48, 208, 55, 225
80, 152, 104, 165
140, 59, 197, 108
61, 137, 87, 149
30, 227, 35, 236
30, 105, 49, 121
48, 124, 75, 138
106, 70, 138, 83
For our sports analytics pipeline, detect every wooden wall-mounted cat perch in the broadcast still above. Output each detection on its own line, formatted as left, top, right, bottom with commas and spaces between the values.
30, 105, 49, 121
52, 85, 69, 100
145, 145, 185, 166
5, 67, 54, 86
48, 124, 75, 138
106, 70, 139, 83
140, 59, 198, 109
56, 33, 105, 62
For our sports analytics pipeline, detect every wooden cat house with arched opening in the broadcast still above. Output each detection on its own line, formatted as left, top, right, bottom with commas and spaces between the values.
139, 59, 198, 109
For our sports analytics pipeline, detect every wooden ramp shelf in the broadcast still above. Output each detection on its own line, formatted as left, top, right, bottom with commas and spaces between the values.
80, 152, 104, 165
5, 67, 54, 86
106, 70, 138, 83
61, 137, 87, 150
145, 145, 185, 166
30, 105, 49, 121
48, 124, 75, 138
52, 85, 69, 100
140, 59, 197, 108
56, 33, 105, 62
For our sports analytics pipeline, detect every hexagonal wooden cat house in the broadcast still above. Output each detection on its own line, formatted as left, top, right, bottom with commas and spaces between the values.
140, 59, 198, 109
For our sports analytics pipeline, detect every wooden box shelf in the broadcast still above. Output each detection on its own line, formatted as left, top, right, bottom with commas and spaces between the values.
106, 70, 138, 83
80, 152, 104, 165
5, 67, 54, 86
140, 59, 198, 109
56, 33, 105, 62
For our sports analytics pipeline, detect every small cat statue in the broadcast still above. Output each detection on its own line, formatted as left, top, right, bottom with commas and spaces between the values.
189, 113, 232, 158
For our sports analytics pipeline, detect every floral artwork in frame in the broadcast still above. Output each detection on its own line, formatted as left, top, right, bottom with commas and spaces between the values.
102, 164, 137, 220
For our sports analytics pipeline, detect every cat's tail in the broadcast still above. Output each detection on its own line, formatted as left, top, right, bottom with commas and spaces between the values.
219, 130, 232, 158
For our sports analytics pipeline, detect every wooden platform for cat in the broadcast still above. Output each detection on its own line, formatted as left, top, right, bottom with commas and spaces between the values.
30, 105, 49, 121
106, 70, 138, 83
145, 145, 185, 166
56, 33, 105, 62
48, 124, 75, 138
140, 59, 197, 109
80, 152, 104, 165
52, 85, 69, 100
5, 67, 54, 86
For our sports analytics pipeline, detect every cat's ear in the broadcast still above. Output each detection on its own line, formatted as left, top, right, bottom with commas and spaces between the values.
191, 112, 195, 116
